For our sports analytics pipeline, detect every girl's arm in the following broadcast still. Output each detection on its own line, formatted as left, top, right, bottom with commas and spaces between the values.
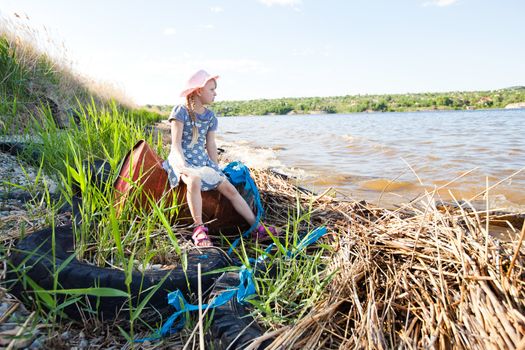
170, 120, 187, 168
206, 131, 219, 164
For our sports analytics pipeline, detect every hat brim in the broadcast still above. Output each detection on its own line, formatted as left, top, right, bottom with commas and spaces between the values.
180, 75, 219, 97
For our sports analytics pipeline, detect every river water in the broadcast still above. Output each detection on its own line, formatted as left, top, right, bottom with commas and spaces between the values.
216, 108, 525, 211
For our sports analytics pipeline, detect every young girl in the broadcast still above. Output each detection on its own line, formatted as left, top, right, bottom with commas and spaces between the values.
163, 69, 277, 247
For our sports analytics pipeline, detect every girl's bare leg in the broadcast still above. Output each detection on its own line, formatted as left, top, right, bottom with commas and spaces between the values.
217, 181, 256, 225
181, 174, 203, 225
181, 173, 213, 246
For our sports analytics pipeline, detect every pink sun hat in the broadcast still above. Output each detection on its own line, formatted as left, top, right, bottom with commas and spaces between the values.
180, 69, 219, 98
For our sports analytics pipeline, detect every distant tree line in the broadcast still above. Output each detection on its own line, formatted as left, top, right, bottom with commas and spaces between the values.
147, 87, 525, 117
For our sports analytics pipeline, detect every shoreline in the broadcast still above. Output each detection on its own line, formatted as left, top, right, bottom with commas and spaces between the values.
154, 105, 525, 119
221, 106, 525, 118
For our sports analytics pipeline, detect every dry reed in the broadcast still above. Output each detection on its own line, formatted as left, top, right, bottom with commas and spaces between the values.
250, 169, 525, 350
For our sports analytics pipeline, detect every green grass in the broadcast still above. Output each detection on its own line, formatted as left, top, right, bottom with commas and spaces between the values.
24, 100, 173, 266
1, 102, 333, 343
0, 100, 179, 341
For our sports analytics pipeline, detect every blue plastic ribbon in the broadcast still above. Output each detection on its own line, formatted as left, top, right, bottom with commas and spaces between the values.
136, 288, 238, 342
288, 226, 327, 257
135, 262, 259, 342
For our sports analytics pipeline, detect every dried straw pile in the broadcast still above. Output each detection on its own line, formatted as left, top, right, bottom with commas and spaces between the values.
251, 169, 525, 350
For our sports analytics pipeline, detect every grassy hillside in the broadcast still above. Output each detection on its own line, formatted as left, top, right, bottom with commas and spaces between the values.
0, 18, 162, 134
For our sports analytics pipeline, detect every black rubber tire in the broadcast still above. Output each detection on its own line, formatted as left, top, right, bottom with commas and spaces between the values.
206, 272, 273, 350
6, 225, 232, 322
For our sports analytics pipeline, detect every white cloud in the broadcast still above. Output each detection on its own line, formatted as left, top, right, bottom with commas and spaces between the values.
201, 24, 215, 29
258, 0, 302, 7
423, 0, 458, 7
210, 6, 224, 12
163, 27, 176, 36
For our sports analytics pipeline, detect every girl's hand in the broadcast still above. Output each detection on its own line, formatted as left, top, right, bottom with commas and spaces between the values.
177, 166, 191, 175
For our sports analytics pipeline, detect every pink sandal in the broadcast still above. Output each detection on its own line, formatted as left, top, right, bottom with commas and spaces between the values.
252, 224, 279, 241
192, 226, 213, 247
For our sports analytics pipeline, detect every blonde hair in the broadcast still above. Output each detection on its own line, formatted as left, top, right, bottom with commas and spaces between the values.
186, 94, 200, 147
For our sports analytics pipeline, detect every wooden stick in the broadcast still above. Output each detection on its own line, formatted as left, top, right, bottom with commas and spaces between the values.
507, 221, 525, 278
0, 303, 19, 324
6, 311, 35, 350
182, 294, 217, 350
485, 176, 490, 262
198, 263, 204, 350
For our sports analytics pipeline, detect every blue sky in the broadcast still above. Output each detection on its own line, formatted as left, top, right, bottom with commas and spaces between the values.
1, 0, 524, 105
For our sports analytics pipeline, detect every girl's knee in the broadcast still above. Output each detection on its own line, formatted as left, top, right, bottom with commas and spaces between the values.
184, 174, 201, 192
219, 181, 238, 198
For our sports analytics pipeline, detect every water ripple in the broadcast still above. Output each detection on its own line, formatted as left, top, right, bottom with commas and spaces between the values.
218, 109, 525, 209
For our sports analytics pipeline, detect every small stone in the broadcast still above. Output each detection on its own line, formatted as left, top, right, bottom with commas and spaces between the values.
61, 331, 71, 340
79, 339, 89, 349
29, 336, 44, 349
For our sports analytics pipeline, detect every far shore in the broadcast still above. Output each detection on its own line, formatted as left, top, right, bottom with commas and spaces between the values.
152, 106, 525, 121
146, 86, 525, 117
